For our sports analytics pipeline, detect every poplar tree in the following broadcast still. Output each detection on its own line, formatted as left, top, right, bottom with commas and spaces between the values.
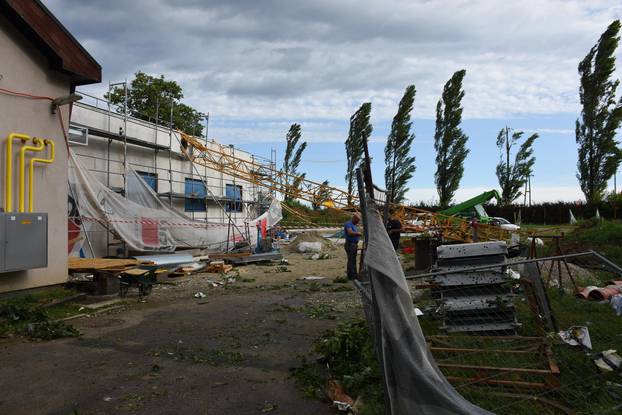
434, 69, 469, 208
283, 124, 307, 201
345, 103, 372, 205
576, 20, 622, 203
385, 85, 417, 204
496, 128, 538, 206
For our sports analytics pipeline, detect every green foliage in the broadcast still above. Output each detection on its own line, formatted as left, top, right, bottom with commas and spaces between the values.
576, 20, 622, 204
283, 123, 308, 201
434, 69, 469, 208
0, 296, 79, 340
345, 103, 373, 205
495, 128, 538, 205
291, 319, 383, 409
106, 71, 205, 136
385, 85, 417, 204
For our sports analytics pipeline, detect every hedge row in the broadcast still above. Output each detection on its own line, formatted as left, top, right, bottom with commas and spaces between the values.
411, 202, 621, 225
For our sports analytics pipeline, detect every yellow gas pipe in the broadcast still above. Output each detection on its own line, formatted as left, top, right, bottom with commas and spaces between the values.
4, 133, 31, 212
18, 137, 45, 213
28, 139, 55, 212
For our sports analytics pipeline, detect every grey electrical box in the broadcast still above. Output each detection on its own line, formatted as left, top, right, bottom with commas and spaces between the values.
0, 213, 48, 273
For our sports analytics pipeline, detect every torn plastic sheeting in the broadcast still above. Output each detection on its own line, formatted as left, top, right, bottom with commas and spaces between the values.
558, 326, 592, 350
68, 149, 282, 253
363, 201, 492, 415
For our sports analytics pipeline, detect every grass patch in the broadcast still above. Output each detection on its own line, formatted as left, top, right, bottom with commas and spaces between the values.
0, 293, 81, 340
555, 219, 622, 264
302, 303, 336, 320
295, 286, 622, 414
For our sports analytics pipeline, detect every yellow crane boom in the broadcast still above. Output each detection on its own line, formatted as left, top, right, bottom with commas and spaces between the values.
179, 132, 512, 243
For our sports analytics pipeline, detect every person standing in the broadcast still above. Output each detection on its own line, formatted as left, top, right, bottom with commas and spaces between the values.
344, 213, 362, 280
470, 213, 479, 242
386, 216, 402, 250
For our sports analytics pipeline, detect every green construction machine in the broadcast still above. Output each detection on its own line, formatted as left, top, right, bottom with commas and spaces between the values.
439, 190, 501, 224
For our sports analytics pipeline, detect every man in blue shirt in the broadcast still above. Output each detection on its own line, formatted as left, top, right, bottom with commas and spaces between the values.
344, 213, 362, 280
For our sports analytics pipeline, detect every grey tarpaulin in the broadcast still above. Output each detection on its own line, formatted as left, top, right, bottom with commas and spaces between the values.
363, 203, 493, 415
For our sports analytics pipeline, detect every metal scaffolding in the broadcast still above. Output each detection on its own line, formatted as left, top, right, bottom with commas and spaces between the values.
70, 90, 274, 255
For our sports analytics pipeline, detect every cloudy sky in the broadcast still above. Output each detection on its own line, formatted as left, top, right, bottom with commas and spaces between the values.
47, 0, 622, 203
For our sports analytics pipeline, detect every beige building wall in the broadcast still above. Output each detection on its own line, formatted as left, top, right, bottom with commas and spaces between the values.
0, 14, 72, 292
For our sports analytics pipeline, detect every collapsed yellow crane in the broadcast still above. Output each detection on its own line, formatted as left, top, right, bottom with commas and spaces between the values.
179, 132, 513, 243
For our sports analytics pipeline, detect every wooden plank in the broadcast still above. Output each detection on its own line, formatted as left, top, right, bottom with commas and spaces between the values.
68, 257, 152, 271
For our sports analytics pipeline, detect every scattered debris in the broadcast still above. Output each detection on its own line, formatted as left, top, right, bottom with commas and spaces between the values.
327, 380, 354, 412
576, 281, 622, 301
260, 402, 278, 412
177, 262, 207, 274
297, 242, 323, 253
308, 252, 331, 260
527, 237, 544, 247
575, 286, 599, 299
593, 350, 622, 372
289, 232, 331, 253
194, 292, 206, 298
611, 294, 622, 316
558, 326, 592, 350
589, 281, 622, 301
205, 279, 224, 288
301, 276, 327, 281
206, 261, 233, 274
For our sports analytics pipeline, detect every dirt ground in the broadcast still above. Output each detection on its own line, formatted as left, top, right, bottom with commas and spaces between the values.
0, 243, 362, 415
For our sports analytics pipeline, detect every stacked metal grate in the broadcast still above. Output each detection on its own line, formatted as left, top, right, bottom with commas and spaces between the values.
431, 241, 518, 334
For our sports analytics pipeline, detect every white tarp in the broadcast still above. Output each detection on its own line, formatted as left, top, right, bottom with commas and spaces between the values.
68, 149, 281, 253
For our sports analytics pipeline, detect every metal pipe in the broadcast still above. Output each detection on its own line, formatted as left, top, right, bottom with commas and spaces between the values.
18, 137, 45, 212
5, 133, 30, 212
28, 139, 55, 212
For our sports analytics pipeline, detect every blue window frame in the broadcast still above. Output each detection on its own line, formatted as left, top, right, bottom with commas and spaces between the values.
185, 178, 206, 212
225, 184, 243, 213
137, 171, 158, 192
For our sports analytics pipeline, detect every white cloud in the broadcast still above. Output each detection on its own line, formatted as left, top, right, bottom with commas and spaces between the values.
47, 0, 622, 125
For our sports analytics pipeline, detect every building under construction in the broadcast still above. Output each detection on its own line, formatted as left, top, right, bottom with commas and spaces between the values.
68, 92, 277, 257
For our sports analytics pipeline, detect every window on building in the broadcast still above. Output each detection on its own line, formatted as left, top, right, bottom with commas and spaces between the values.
185, 178, 207, 212
225, 184, 243, 213
137, 171, 158, 192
